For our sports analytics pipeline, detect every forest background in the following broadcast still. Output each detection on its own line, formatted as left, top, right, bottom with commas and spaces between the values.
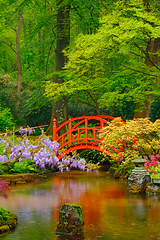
0, 0, 160, 134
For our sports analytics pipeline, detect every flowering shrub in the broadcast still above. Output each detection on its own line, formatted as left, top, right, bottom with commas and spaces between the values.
0, 128, 98, 173
99, 118, 160, 164
144, 155, 160, 179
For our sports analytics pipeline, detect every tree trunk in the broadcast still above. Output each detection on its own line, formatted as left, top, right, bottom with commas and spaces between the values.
134, 1, 160, 118
16, 13, 23, 111
134, 38, 160, 118
47, 1, 70, 135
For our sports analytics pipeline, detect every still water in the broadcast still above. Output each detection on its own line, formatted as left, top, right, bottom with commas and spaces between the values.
0, 170, 160, 240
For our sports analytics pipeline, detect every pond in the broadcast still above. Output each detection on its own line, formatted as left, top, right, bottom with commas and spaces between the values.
0, 170, 160, 240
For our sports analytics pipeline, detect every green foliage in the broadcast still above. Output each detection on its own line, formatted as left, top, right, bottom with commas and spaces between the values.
9, 159, 40, 173
1, 0, 160, 125
68, 99, 97, 118
109, 162, 134, 178
150, 97, 160, 122
79, 149, 103, 164
45, 0, 160, 116
0, 105, 15, 132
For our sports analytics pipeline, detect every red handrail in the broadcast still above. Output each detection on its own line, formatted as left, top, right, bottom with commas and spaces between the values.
52, 116, 126, 162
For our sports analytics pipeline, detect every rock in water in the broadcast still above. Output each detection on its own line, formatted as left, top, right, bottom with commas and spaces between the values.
56, 203, 84, 237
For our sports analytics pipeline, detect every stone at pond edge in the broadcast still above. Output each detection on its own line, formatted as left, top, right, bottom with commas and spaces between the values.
56, 203, 84, 236
128, 173, 151, 194
146, 185, 160, 194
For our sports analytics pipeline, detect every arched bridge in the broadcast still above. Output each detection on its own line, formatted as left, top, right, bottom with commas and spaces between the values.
53, 116, 124, 162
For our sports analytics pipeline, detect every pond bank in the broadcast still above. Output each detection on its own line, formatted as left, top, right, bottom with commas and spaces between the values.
0, 173, 47, 185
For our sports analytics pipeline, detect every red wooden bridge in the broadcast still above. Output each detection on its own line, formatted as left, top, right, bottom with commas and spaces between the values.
52, 116, 123, 161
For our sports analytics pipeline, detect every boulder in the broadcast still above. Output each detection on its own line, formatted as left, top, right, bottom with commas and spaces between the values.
128, 173, 151, 194
56, 203, 84, 238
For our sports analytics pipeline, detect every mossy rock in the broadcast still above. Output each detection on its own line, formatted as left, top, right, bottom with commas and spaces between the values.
129, 185, 141, 194
0, 208, 18, 235
56, 203, 84, 235
146, 185, 160, 194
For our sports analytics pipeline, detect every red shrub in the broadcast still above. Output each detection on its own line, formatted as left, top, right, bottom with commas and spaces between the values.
0, 180, 10, 198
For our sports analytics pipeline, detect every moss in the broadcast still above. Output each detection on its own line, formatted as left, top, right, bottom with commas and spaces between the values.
129, 185, 141, 194
0, 208, 18, 235
0, 225, 9, 233
56, 223, 84, 235
57, 203, 84, 235
0, 173, 47, 185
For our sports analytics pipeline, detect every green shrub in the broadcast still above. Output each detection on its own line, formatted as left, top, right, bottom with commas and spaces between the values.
109, 162, 134, 178
0, 105, 15, 132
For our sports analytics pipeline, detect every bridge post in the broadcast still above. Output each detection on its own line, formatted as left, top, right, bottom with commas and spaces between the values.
53, 118, 57, 141
69, 118, 72, 146
85, 117, 88, 144
100, 119, 105, 128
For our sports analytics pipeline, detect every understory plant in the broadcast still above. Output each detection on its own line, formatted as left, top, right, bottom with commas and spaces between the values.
0, 128, 99, 174
99, 117, 160, 165
0, 105, 15, 132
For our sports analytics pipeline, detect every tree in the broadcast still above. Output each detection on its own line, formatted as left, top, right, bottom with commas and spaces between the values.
45, 0, 106, 134
0, 1, 24, 113
99, 117, 160, 163
45, 0, 160, 119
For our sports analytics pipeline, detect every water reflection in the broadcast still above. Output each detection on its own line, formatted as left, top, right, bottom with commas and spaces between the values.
0, 171, 160, 239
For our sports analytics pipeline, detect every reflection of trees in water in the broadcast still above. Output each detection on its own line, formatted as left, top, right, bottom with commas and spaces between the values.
52, 176, 92, 203
51, 174, 127, 228
2, 172, 160, 239
129, 194, 160, 224
129, 195, 149, 222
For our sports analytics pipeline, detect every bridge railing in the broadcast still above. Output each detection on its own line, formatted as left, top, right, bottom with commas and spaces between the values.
53, 116, 115, 151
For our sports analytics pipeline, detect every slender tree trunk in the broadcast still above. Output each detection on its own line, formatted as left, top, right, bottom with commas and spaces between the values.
47, 1, 70, 135
16, 13, 23, 111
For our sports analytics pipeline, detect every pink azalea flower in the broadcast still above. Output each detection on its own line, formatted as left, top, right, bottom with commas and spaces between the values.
151, 155, 156, 161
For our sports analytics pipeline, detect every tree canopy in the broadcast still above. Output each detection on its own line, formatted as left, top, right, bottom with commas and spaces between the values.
0, 0, 160, 132
45, 0, 160, 118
